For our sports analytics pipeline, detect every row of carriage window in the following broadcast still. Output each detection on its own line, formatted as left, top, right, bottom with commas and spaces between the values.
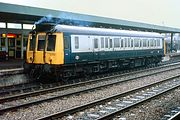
74, 36, 161, 49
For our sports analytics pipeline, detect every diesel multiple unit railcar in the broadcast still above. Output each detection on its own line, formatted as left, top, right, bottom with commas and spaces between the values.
24, 24, 164, 80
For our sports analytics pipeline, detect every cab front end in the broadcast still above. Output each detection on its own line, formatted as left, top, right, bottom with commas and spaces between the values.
24, 30, 64, 79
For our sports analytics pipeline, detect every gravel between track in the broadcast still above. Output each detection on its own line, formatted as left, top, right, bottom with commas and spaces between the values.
1, 64, 179, 99
1, 65, 179, 105
113, 87, 180, 120
1, 68, 180, 120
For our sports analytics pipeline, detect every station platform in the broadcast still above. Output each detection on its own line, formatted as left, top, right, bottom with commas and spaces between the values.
0, 59, 24, 76
0, 59, 24, 70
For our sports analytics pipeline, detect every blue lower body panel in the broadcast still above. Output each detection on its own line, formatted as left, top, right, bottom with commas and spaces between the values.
65, 49, 164, 64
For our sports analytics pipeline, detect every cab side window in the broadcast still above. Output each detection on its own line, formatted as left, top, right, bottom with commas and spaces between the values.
64, 36, 69, 49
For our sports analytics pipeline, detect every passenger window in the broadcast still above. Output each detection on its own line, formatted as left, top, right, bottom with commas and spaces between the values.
143, 39, 146, 47
114, 38, 120, 48
37, 35, 46, 51
124, 38, 127, 47
134, 39, 139, 47
47, 35, 56, 51
150, 39, 153, 47
139, 39, 142, 47
131, 39, 133, 47
75, 36, 79, 49
154, 40, 157, 47
128, 38, 131, 47
109, 39, 113, 48
101, 37, 104, 48
94, 38, 99, 49
152, 40, 154, 47
147, 40, 150, 47
105, 38, 108, 48
157, 39, 160, 46
121, 39, 123, 48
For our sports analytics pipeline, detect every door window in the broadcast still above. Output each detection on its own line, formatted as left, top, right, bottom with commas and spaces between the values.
37, 35, 45, 51
47, 35, 56, 51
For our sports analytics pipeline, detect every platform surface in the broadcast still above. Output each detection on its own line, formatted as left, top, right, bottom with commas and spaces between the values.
0, 59, 24, 70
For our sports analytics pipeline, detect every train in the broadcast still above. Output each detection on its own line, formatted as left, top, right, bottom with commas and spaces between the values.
24, 23, 164, 80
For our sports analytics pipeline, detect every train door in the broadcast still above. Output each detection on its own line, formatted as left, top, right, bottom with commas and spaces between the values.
34, 33, 46, 64
26, 34, 35, 63
44, 33, 64, 65
93, 37, 99, 60
8, 34, 16, 59
0, 33, 26, 59
64, 35, 71, 63
15, 34, 22, 59
8, 34, 23, 59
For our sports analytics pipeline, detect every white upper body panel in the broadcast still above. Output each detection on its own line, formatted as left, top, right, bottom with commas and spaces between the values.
55, 25, 163, 38
54, 25, 163, 53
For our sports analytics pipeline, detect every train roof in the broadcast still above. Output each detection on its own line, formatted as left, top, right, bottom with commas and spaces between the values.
54, 25, 163, 38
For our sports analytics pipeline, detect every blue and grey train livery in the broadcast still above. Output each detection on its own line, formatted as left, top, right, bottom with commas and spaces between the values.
25, 24, 164, 79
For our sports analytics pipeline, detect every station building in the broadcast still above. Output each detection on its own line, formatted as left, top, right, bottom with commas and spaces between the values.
0, 2, 180, 60
0, 23, 32, 59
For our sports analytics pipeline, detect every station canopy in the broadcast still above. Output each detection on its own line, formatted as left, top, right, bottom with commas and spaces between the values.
1, 2, 180, 33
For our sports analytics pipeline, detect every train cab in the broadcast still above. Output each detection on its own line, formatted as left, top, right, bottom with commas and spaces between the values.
26, 30, 64, 65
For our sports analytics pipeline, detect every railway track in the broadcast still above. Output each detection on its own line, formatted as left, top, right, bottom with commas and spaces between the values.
161, 107, 180, 120
0, 62, 180, 117
168, 112, 180, 120
1, 61, 180, 98
37, 75, 180, 120
1, 56, 180, 96
0, 81, 62, 97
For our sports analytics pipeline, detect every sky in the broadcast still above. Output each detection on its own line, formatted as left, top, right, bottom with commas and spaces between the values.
0, 0, 180, 28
